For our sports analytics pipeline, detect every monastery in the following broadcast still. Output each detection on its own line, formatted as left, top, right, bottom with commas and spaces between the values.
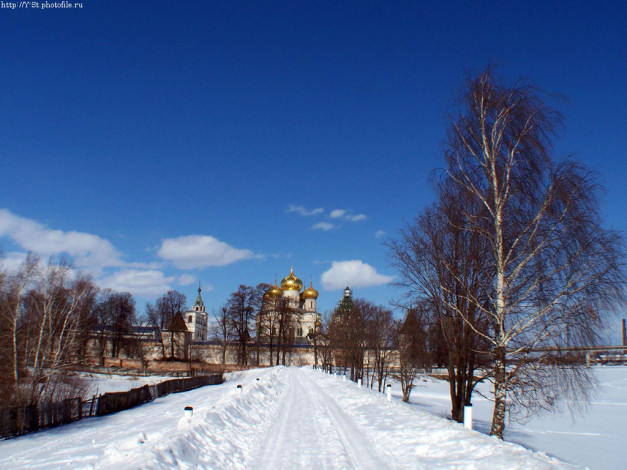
87, 267, 334, 369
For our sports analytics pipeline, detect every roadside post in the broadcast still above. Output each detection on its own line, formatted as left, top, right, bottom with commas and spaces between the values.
464, 405, 473, 430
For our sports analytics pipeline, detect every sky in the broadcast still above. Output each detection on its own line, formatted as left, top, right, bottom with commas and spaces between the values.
1, 1, 626, 324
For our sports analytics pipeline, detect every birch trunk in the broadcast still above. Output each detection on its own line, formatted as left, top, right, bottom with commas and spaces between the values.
490, 347, 507, 438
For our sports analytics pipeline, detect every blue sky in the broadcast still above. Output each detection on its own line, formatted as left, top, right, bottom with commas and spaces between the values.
1, 1, 626, 322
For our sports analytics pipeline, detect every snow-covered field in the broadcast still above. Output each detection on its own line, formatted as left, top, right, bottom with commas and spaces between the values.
404, 365, 627, 470
0, 365, 623, 469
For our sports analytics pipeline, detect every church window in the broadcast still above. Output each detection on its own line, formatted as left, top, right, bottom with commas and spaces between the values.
297, 327, 303, 336
188, 315, 192, 323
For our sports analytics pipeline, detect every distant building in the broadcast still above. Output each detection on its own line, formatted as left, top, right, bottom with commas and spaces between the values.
257, 267, 322, 341
183, 285, 209, 341
165, 311, 191, 360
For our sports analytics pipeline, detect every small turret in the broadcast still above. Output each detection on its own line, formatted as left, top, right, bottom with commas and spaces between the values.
302, 280, 319, 312
343, 285, 352, 299
194, 284, 205, 312
303, 281, 319, 300
338, 285, 353, 313
263, 281, 283, 302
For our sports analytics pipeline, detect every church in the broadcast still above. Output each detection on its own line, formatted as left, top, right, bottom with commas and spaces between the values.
183, 285, 209, 341
257, 267, 322, 342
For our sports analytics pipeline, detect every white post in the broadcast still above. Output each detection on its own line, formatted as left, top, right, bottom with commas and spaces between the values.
184, 406, 193, 421
386, 384, 392, 402
343, 375, 346, 382
358, 378, 362, 387
464, 405, 473, 430
237, 384, 243, 392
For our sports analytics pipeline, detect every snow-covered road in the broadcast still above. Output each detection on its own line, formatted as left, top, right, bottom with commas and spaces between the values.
0, 367, 570, 469
250, 369, 389, 469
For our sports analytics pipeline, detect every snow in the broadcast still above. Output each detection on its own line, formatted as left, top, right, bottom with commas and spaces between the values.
0, 367, 574, 469
404, 365, 627, 470
79, 372, 176, 397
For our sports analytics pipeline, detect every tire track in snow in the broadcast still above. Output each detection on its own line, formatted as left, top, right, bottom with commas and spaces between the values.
304, 372, 396, 470
250, 369, 347, 469
249, 368, 391, 470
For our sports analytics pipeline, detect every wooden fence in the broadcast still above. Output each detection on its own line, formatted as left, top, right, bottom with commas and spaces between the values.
95, 375, 223, 416
0, 373, 223, 439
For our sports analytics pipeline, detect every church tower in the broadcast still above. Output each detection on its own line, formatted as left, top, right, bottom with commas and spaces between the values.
184, 284, 208, 341
193, 285, 205, 313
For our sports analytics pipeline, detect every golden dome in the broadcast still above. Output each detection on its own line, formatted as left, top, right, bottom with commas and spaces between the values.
265, 282, 283, 299
280, 267, 303, 291
303, 282, 319, 299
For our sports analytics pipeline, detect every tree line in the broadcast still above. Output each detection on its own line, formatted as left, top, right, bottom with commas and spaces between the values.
0, 255, 142, 408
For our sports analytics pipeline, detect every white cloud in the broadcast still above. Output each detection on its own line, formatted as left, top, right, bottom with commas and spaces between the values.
329, 208, 367, 222
0, 210, 236, 298
286, 205, 324, 216
126, 261, 164, 269
0, 208, 122, 272
0, 251, 28, 271
100, 269, 175, 297
329, 209, 346, 219
157, 235, 254, 269
312, 259, 330, 265
177, 273, 196, 286
375, 230, 386, 238
320, 260, 394, 290
312, 222, 334, 231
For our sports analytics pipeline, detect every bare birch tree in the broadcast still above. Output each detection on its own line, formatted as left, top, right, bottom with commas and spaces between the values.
443, 68, 626, 438
23, 261, 95, 403
0, 253, 39, 384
